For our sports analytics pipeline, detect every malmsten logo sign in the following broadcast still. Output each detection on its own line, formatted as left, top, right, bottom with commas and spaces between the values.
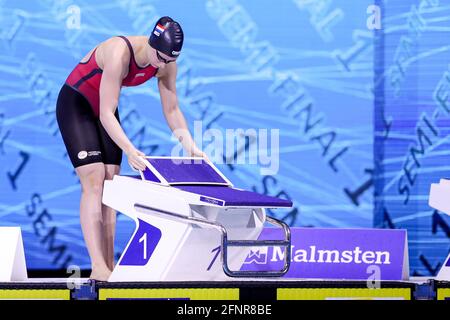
241, 228, 409, 280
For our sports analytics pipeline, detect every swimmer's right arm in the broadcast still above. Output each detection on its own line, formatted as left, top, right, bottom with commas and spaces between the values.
99, 39, 147, 171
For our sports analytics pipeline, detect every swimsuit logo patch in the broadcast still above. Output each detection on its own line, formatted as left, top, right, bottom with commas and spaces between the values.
78, 151, 87, 159
87, 151, 101, 157
78, 150, 101, 159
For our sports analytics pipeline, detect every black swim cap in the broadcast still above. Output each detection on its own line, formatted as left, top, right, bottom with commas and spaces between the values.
148, 16, 184, 58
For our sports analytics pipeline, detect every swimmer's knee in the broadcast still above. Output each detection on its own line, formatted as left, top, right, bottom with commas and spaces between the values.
77, 163, 106, 194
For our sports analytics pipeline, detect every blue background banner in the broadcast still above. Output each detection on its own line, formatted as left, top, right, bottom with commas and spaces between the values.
373, 0, 450, 277
0, 0, 448, 275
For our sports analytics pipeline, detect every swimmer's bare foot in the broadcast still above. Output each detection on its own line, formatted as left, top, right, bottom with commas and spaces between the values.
90, 266, 111, 282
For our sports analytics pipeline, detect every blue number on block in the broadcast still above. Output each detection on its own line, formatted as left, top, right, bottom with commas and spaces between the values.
119, 219, 162, 266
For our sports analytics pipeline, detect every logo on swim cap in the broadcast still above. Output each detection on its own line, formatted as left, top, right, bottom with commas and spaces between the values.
78, 151, 87, 159
153, 23, 166, 37
172, 50, 180, 56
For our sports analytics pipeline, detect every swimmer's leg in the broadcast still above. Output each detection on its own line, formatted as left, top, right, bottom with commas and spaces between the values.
76, 162, 111, 281
102, 164, 120, 271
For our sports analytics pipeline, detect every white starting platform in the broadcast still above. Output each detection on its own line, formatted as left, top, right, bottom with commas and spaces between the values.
428, 178, 450, 281
102, 157, 292, 282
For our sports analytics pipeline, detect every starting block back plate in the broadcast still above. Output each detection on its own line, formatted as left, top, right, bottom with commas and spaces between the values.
142, 157, 231, 186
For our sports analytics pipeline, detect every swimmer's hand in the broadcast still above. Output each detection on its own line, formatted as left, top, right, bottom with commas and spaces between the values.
189, 147, 208, 161
126, 148, 147, 171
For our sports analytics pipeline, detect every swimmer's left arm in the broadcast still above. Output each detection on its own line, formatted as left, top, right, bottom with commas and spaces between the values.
158, 63, 205, 157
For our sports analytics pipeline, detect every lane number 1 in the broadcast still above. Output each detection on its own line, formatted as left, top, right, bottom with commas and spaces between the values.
139, 233, 147, 260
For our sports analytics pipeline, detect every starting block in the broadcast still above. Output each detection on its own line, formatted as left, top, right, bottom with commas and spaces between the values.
102, 157, 292, 282
0, 227, 28, 282
428, 178, 450, 281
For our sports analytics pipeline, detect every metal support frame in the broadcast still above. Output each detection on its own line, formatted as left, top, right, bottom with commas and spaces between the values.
134, 204, 291, 278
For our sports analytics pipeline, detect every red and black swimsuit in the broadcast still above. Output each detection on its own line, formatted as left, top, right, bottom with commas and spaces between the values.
56, 36, 157, 168
65, 35, 158, 117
